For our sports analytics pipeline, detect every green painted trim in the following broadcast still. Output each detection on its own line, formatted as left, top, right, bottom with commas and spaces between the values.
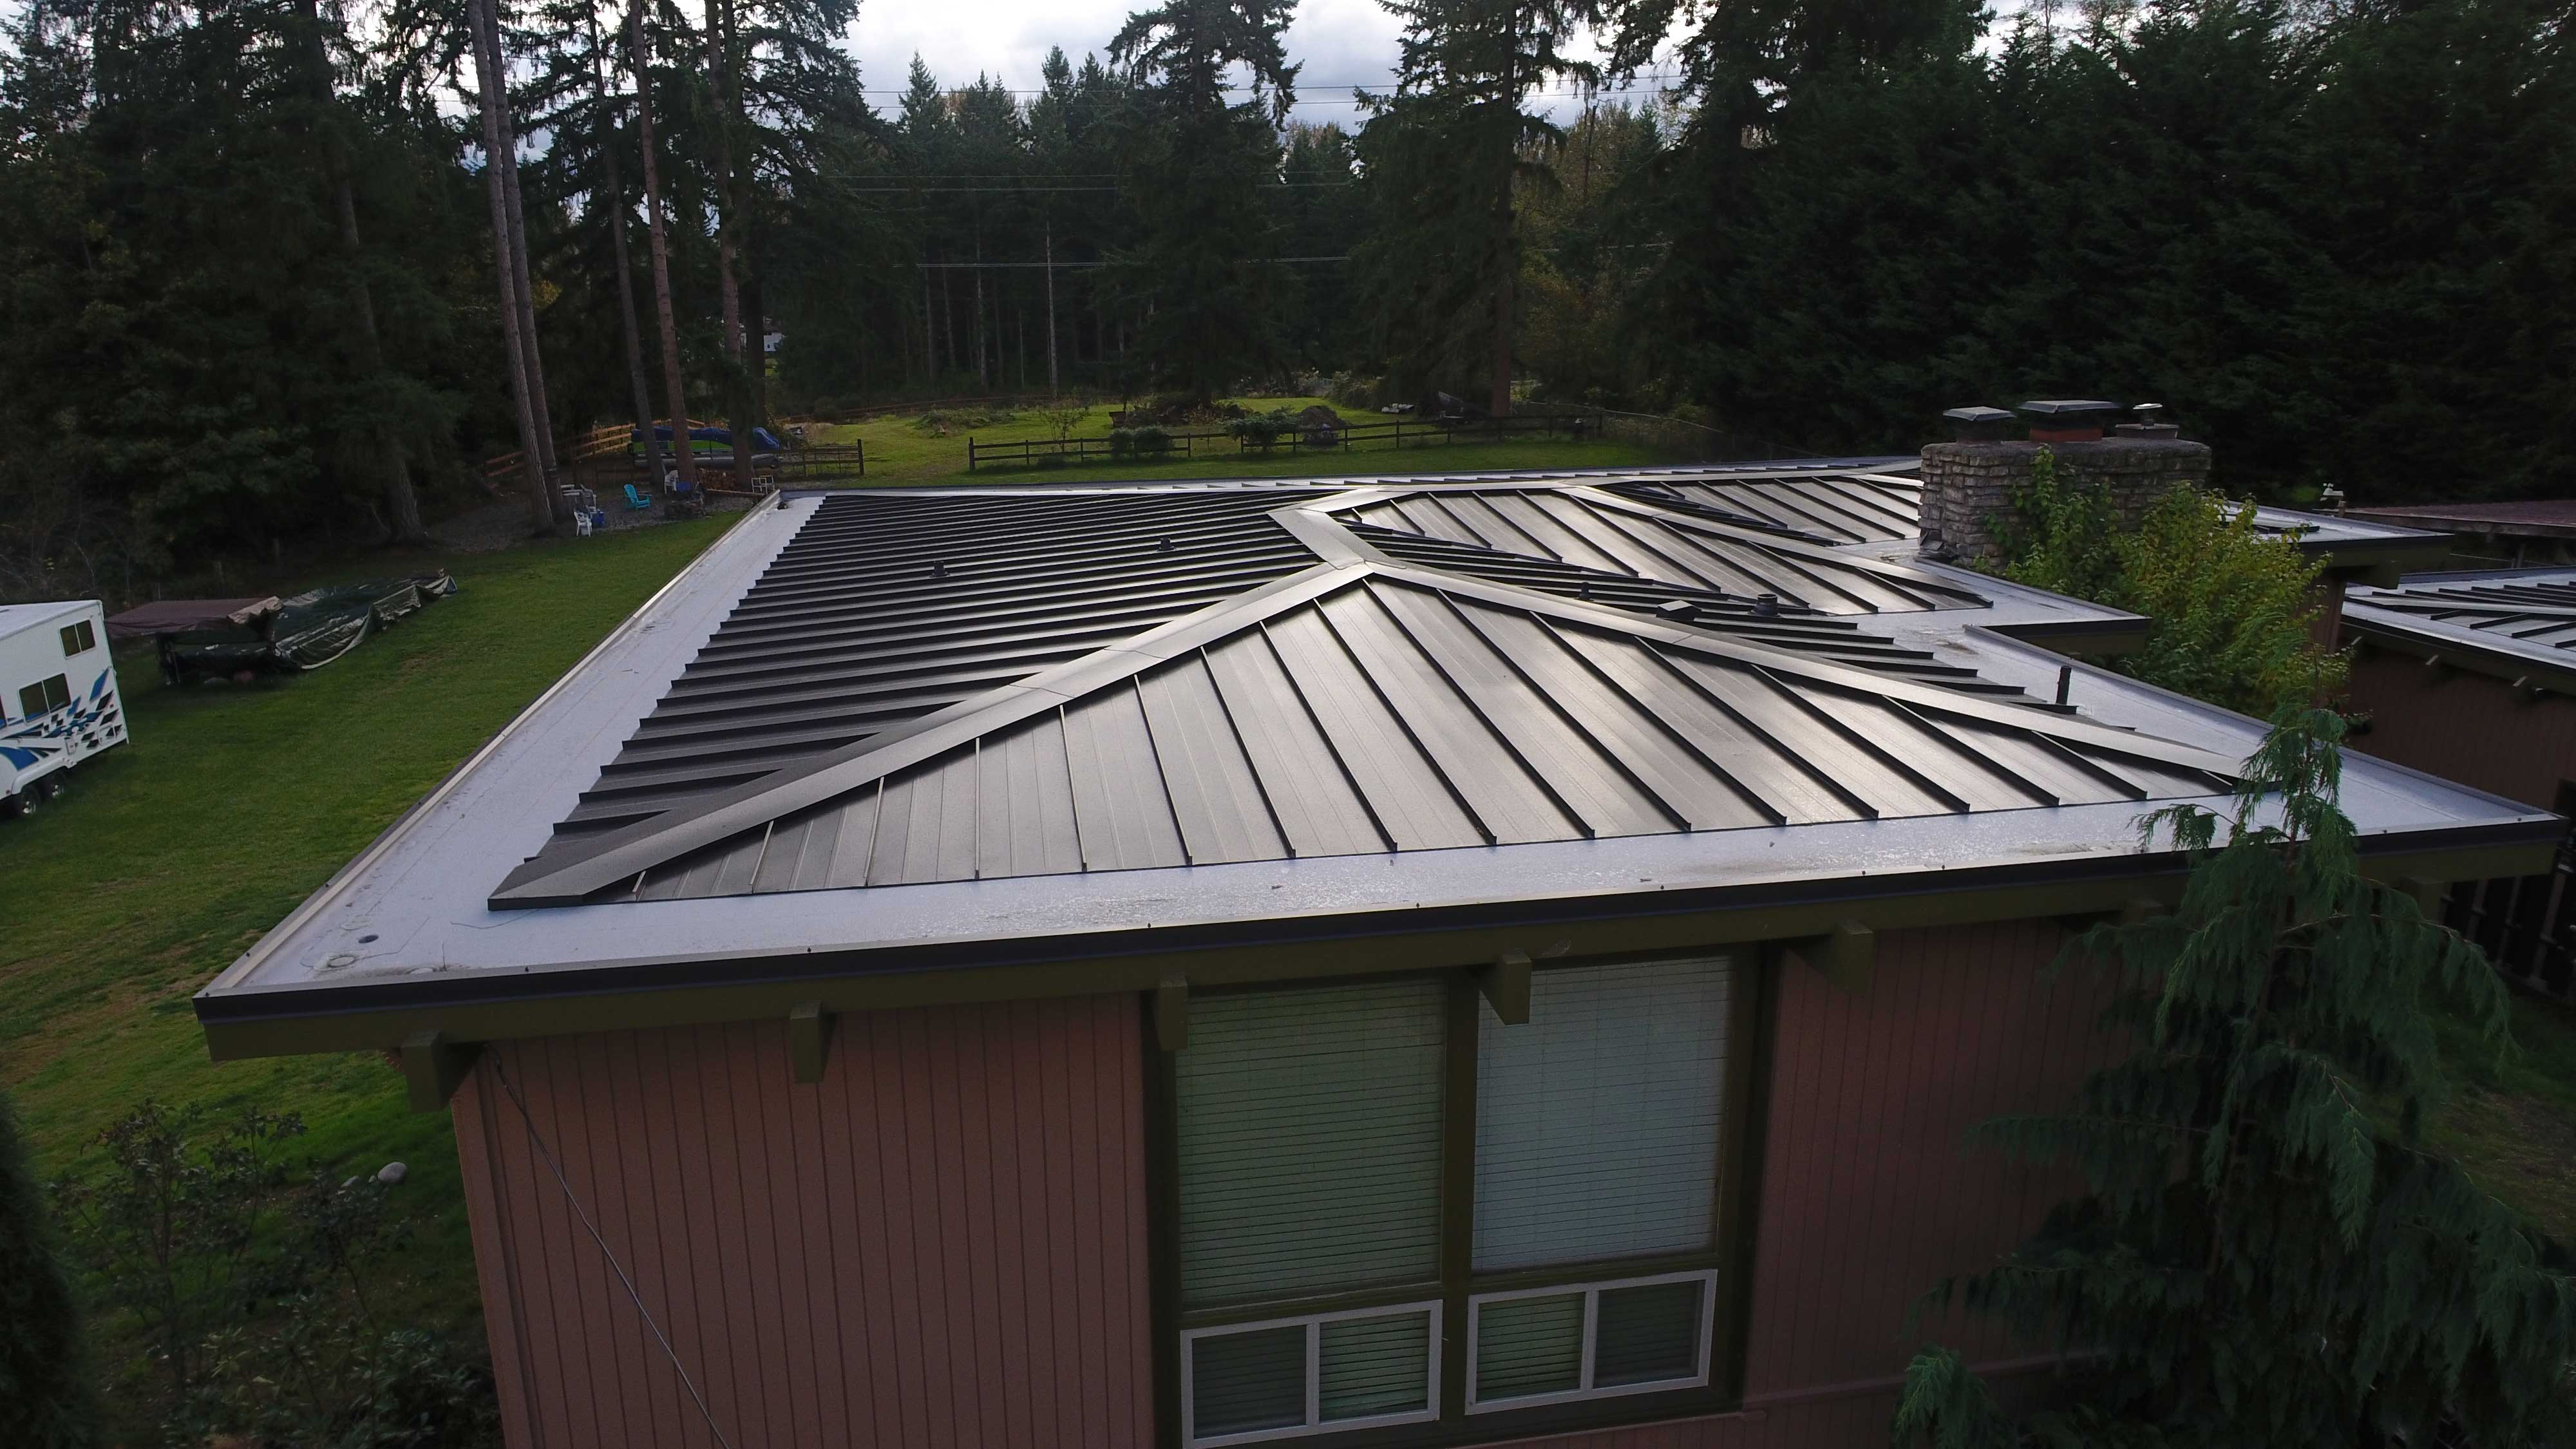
787, 1001, 829, 1084
1712, 949, 1774, 1403
400, 1030, 477, 1113
1785, 920, 1873, 994
1156, 973, 1190, 1052
1473, 954, 1530, 1025
1437, 974, 1481, 1426
200, 835, 2557, 1062
1144, 996, 1184, 1449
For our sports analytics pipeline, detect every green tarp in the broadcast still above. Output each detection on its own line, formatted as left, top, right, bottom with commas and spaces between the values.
164, 571, 455, 683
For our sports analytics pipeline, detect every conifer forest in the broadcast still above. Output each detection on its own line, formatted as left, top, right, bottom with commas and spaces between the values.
0, 0, 2568, 572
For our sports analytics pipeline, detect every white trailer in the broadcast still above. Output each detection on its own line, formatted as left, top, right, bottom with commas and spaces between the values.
0, 600, 128, 818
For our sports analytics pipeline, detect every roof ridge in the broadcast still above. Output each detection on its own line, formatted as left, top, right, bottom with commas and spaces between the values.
493, 511, 2239, 908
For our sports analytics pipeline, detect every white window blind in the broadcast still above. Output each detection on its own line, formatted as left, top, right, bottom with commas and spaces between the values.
1472, 956, 1732, 1273
1177, 978, 1448, 1309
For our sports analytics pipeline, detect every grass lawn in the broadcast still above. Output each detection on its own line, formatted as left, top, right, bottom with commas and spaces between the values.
0, 516, 735, 1393
807, 395, 1665, 483
2421, 987, 2576, 1240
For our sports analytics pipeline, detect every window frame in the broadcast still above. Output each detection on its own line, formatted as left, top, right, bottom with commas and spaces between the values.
1147, 951, 1774, 1449
61, 620, 95, 656
1179, 1299, 1445, 1448
1463, 1267, 1720, 1414
19, 674, 70, 717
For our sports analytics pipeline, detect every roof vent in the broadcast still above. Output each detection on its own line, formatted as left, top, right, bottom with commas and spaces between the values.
2113, 402, 2181, 440
1158, 537, 1177, 553
2019, 399, 2120, 443
1940, 405, 2016, 442
1755, 593, 1780, 617
1656, 599, 1700, 624
931, 560, 947, 577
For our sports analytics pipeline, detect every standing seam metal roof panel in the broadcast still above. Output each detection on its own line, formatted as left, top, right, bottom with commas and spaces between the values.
569, 571, 2239, 905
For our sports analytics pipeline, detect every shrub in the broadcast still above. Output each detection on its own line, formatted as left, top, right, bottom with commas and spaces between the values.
0, 1090, 101, 1449
51, 1103, 501, 1446
1225, 408, 1302, 450
1133, 426, 1172, 457
1994, 448, 2347, 717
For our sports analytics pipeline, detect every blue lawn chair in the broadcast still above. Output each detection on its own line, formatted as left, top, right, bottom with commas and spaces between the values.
621, 484, 654, 511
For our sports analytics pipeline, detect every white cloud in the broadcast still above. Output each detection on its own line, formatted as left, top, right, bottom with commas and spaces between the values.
840, 0, 1656, 124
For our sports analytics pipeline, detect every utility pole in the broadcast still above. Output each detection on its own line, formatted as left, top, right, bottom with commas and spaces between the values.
1045, 214, 1059, 397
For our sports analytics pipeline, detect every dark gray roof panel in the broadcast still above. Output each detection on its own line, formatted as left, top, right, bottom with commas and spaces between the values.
1609, 475, 1926, 544
1334, 488, 1978, 614
566, 571, 2238, 905
545, 488, 1324, 844
2349, 576, 2576, 652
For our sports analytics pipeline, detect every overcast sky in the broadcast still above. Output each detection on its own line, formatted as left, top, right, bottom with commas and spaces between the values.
841, 0, 1679, 126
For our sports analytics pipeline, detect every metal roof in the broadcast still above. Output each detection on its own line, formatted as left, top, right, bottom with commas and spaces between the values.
2345, 568, 2576, 683
1608, 475, 1926, 545
194, 468, 2561, 1039
1329, 486, 1980, 612
547, 489, 1325, 845
516, 565, 2234, 906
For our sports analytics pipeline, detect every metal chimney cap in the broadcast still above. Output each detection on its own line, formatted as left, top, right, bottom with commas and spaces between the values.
2131, 402, 2165, 422
1940, 405, 2017, 442
2018, 399, 2119, 418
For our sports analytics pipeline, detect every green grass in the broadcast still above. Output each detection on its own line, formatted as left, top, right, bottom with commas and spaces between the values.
808, 395, 1665, 483
0, 516, 734, 1369
2423, 988, 2576, 1242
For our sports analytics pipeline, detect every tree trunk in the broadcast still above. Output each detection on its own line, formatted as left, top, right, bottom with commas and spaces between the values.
1489, 48, 1516, 419
627, 0, 694, 484
744, 270, 767, 442
476, 0, 560, 486
922, 266, 937, 384
297, 0, 426, 542
972, 225, 987, 388
594, 15, 667, 488
468, 0, 553, 533
1045, 216, 1059, 397
703, 0, 744, 374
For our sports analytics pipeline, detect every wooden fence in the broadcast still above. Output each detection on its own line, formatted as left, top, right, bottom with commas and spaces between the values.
486, 423, 863, 493
966, 411, 1593, 473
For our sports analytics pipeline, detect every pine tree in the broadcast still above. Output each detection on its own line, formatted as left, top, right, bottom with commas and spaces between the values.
1108, 0, 1301, 402
1355, 0, 1596, 414
1895, 706, 2576, 1448
0, 1091, 102, 1449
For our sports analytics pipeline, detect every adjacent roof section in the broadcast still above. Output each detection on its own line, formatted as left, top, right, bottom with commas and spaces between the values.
2346, 567, 2576, 690
503, 565, 2234, 907
1608, 474, 1925, 545
1329, 486, 1980, 613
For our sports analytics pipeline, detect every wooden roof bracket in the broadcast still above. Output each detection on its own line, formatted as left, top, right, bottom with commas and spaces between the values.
1155, 972, 1189, 1052
1477, 952, 1532, 1025
1785, 920, 1874, 994
788, 1001, 833, 1084
401, 1030, 480, 1113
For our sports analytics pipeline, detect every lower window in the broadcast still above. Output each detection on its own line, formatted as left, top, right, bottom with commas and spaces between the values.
1184, 1303, 1442, 1447
1467, 1269, 1716, 1412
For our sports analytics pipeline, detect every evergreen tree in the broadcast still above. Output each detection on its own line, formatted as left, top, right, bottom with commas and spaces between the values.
1355, 0, 1597, 413
1895, 707, 2576, 1447
0, 1090, 100, 1449
1108, 0, 1301, 401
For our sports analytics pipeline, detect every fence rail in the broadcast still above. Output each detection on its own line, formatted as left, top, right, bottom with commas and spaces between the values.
966, 412, 1592, 472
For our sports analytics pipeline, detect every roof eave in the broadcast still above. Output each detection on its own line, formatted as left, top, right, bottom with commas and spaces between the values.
194, 815, 2557, 1063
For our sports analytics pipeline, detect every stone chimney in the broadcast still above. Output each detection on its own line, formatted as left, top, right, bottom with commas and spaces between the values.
1919, 401, 2211, 566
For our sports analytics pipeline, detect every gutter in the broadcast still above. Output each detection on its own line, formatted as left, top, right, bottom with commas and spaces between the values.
194, 815, 2558, 1062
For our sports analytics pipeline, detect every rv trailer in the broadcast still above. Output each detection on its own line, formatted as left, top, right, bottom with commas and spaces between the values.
1, 600, 127, 818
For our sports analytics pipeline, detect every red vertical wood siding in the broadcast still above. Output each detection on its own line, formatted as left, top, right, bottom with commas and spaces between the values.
448, 994, 1151, 1449
1496, 920, 2110, 1449
2347, 649, 2576, 810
